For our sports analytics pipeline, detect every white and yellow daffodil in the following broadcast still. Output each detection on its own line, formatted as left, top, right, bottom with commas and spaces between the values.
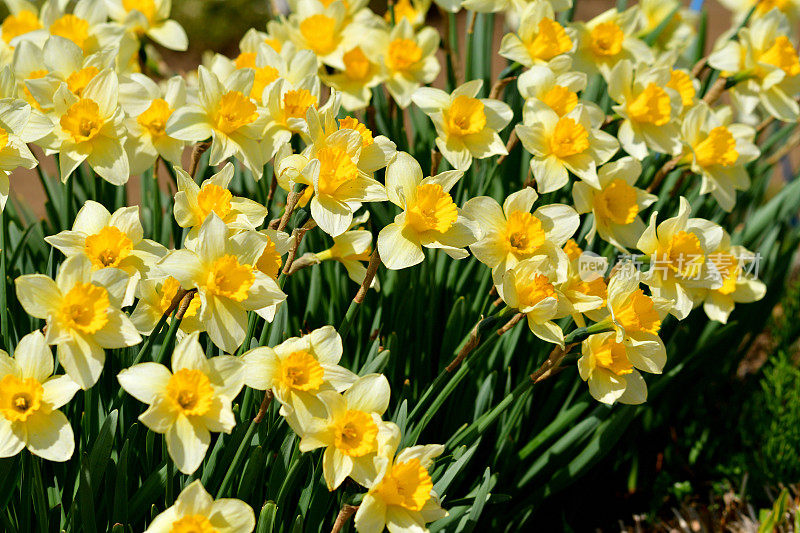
638, 0, 698, 53
105, 0, 188, 51
15, 255, 142, 389
411, 80, 513, 170
680, 102, 759, 211
21, 0, 124, 55
496, 254, 572, 346
44, 200, 167, 306
637, 197, 724, 319
144, 480, 255, 533
558, 240, 608, 326
572, 156, 657, 250
384, 0, 432, 28
516, 63, 588, 118
253, 228, 293, 281
608, 59, 683, 159
286, 0, 355, 68
241, 325, 358, 431
118, 332, 244, 474
157, 214, 287, 353
0, 1, 43, 47
709, 10, 800, 122
463, 187, 578, 281
320, 37, 387, 111
130, 276, 204, 336
0, 331, 80, 462
166, 66, 267, 179
498, 2, 575, 69
571, 6, 653, 79
378, 152, 479, 270
0, 98, 47, 210
295, 374, 395, 490
261, 75, 320, 160
354, 427, 447, 533
316, 227, 380, 289
118, 73, 186, 174
718, 0, 800, 26
516, 100, 619, 193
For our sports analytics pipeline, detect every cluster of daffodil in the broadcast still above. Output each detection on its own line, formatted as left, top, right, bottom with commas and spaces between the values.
0, 0, 796, 531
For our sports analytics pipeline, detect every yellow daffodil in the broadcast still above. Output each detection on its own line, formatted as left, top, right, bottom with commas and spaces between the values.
718, 0, 800, 32
0, 2, 42, 46
378, 152, 479, 270
496, 255, 572, 345
354, 427, 447, 533
572, 6, 653, 79
173, 162, 268, 246
636, 197, 724, 319
295, 374, 395, 490
499, 2, 575, 69
40, 68, 130, 184
21, 0, 124, 55
320, 38, 387, 111
463, 187, 578, 281
106, 0, 188, 51
166, 66, 267, 179
638, 0, 697, 52
680, 102, 760, 211
385, 0, 432, 28
145, 479, 255, 533
608, 59, 683, 159
558, 240, 607, 326
286, 0, 353, 68
709, 10, 800, 121
15, 255, 142, 389
130, 276, 203, 336
45, 200, 167, 306
157, 214, 287, 353
316, 227, 380, 289
118, 332, 244, 474
412, 80, 513, 170
118, 73, 186, 174
572, 157, 657, 250
254, 228, 293, 280
516, 100, 619, 193
261, 75, 321, 160
0, 98, 46, 210
0, 331, 80, 461
462, 0, 571, 18
241, 325, 358, 433
516, 63, 589, 118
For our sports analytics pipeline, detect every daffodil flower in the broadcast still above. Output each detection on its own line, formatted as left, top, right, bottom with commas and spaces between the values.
378, 152, 479, 270
637, 197, 725, 319
317, 227, 380, 289
45, 200, 167, 306
0, 331, 80, 461
166, 66, 267, 179
718, 0, 800, 27
411, 79, 513, 170
157, 214, 287, 354
558, 240, 607, 326
320, 38, 387, 111
286, 0, 353, 69
463, 187, 578, 282
261, 75, 320, 160
106, 0, 189, 51
15, 255, 142, 389
130, 276, 204, 337
516, 62, 590, 119
118, 332, 244, 474
498, 2, 576, 69
0, 3, 43, 46
0, 98, 47, 211
638, 0, 698, 52
295, 374, 396, 490
572, 157, 657, 250
516, 100, 619, 193
144, 480, 255, 533
254, 228, 293, 280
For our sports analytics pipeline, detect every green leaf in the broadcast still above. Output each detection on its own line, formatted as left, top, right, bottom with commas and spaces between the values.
255, 502, 277, 533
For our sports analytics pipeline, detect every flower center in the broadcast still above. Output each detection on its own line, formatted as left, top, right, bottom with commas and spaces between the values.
338, 117, 374, 146
49, 14, 90, 51
256, 236, 283, 279
563, 239, 583, 260
138, 98, 174, 139
445, 95, 486, 136
282, 89, 316, 121
627, 83, 671, 126
387, 38, 422, 72
374, 459, 433, 511
0, 375, 44, 422
84, 226, 134, 269
234, 53, 279, 100
541, 85, 578, 116
166, 369, 214, 417
589, 21, 624, 57
122, 0, 157, 24
614, 289, 661, 335
333, 410, 379, 457
387, 0, 418, 24
526, 17, 572, 61
2, 9, 41, 44
59, 282, 110, 334
66, 66, 100, 97
0, 127, 8, 150
205, 255, 254, 302
708, 252, 739, 295
278, 350, 325, 392
666, 69, 695, 107
343, 46, 372, 81
299, 14, 339, 56
405, 183, 458, 233
665, 230, 705, 277
214, 91, 258, 134
693, 126, 738, 168
756, 0, 789, 14
60, 98, 104, 142
592, 338, 633, 375
316, 146, 359, 196
504, 211, 545, 256
516, 273, 556, 308
195, 183, 233, 222
158, 277, 201, 318
594, 179, 639, 225
549, 117, 589, 158
760, 35, 800, 77
264, 37, 282, 52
